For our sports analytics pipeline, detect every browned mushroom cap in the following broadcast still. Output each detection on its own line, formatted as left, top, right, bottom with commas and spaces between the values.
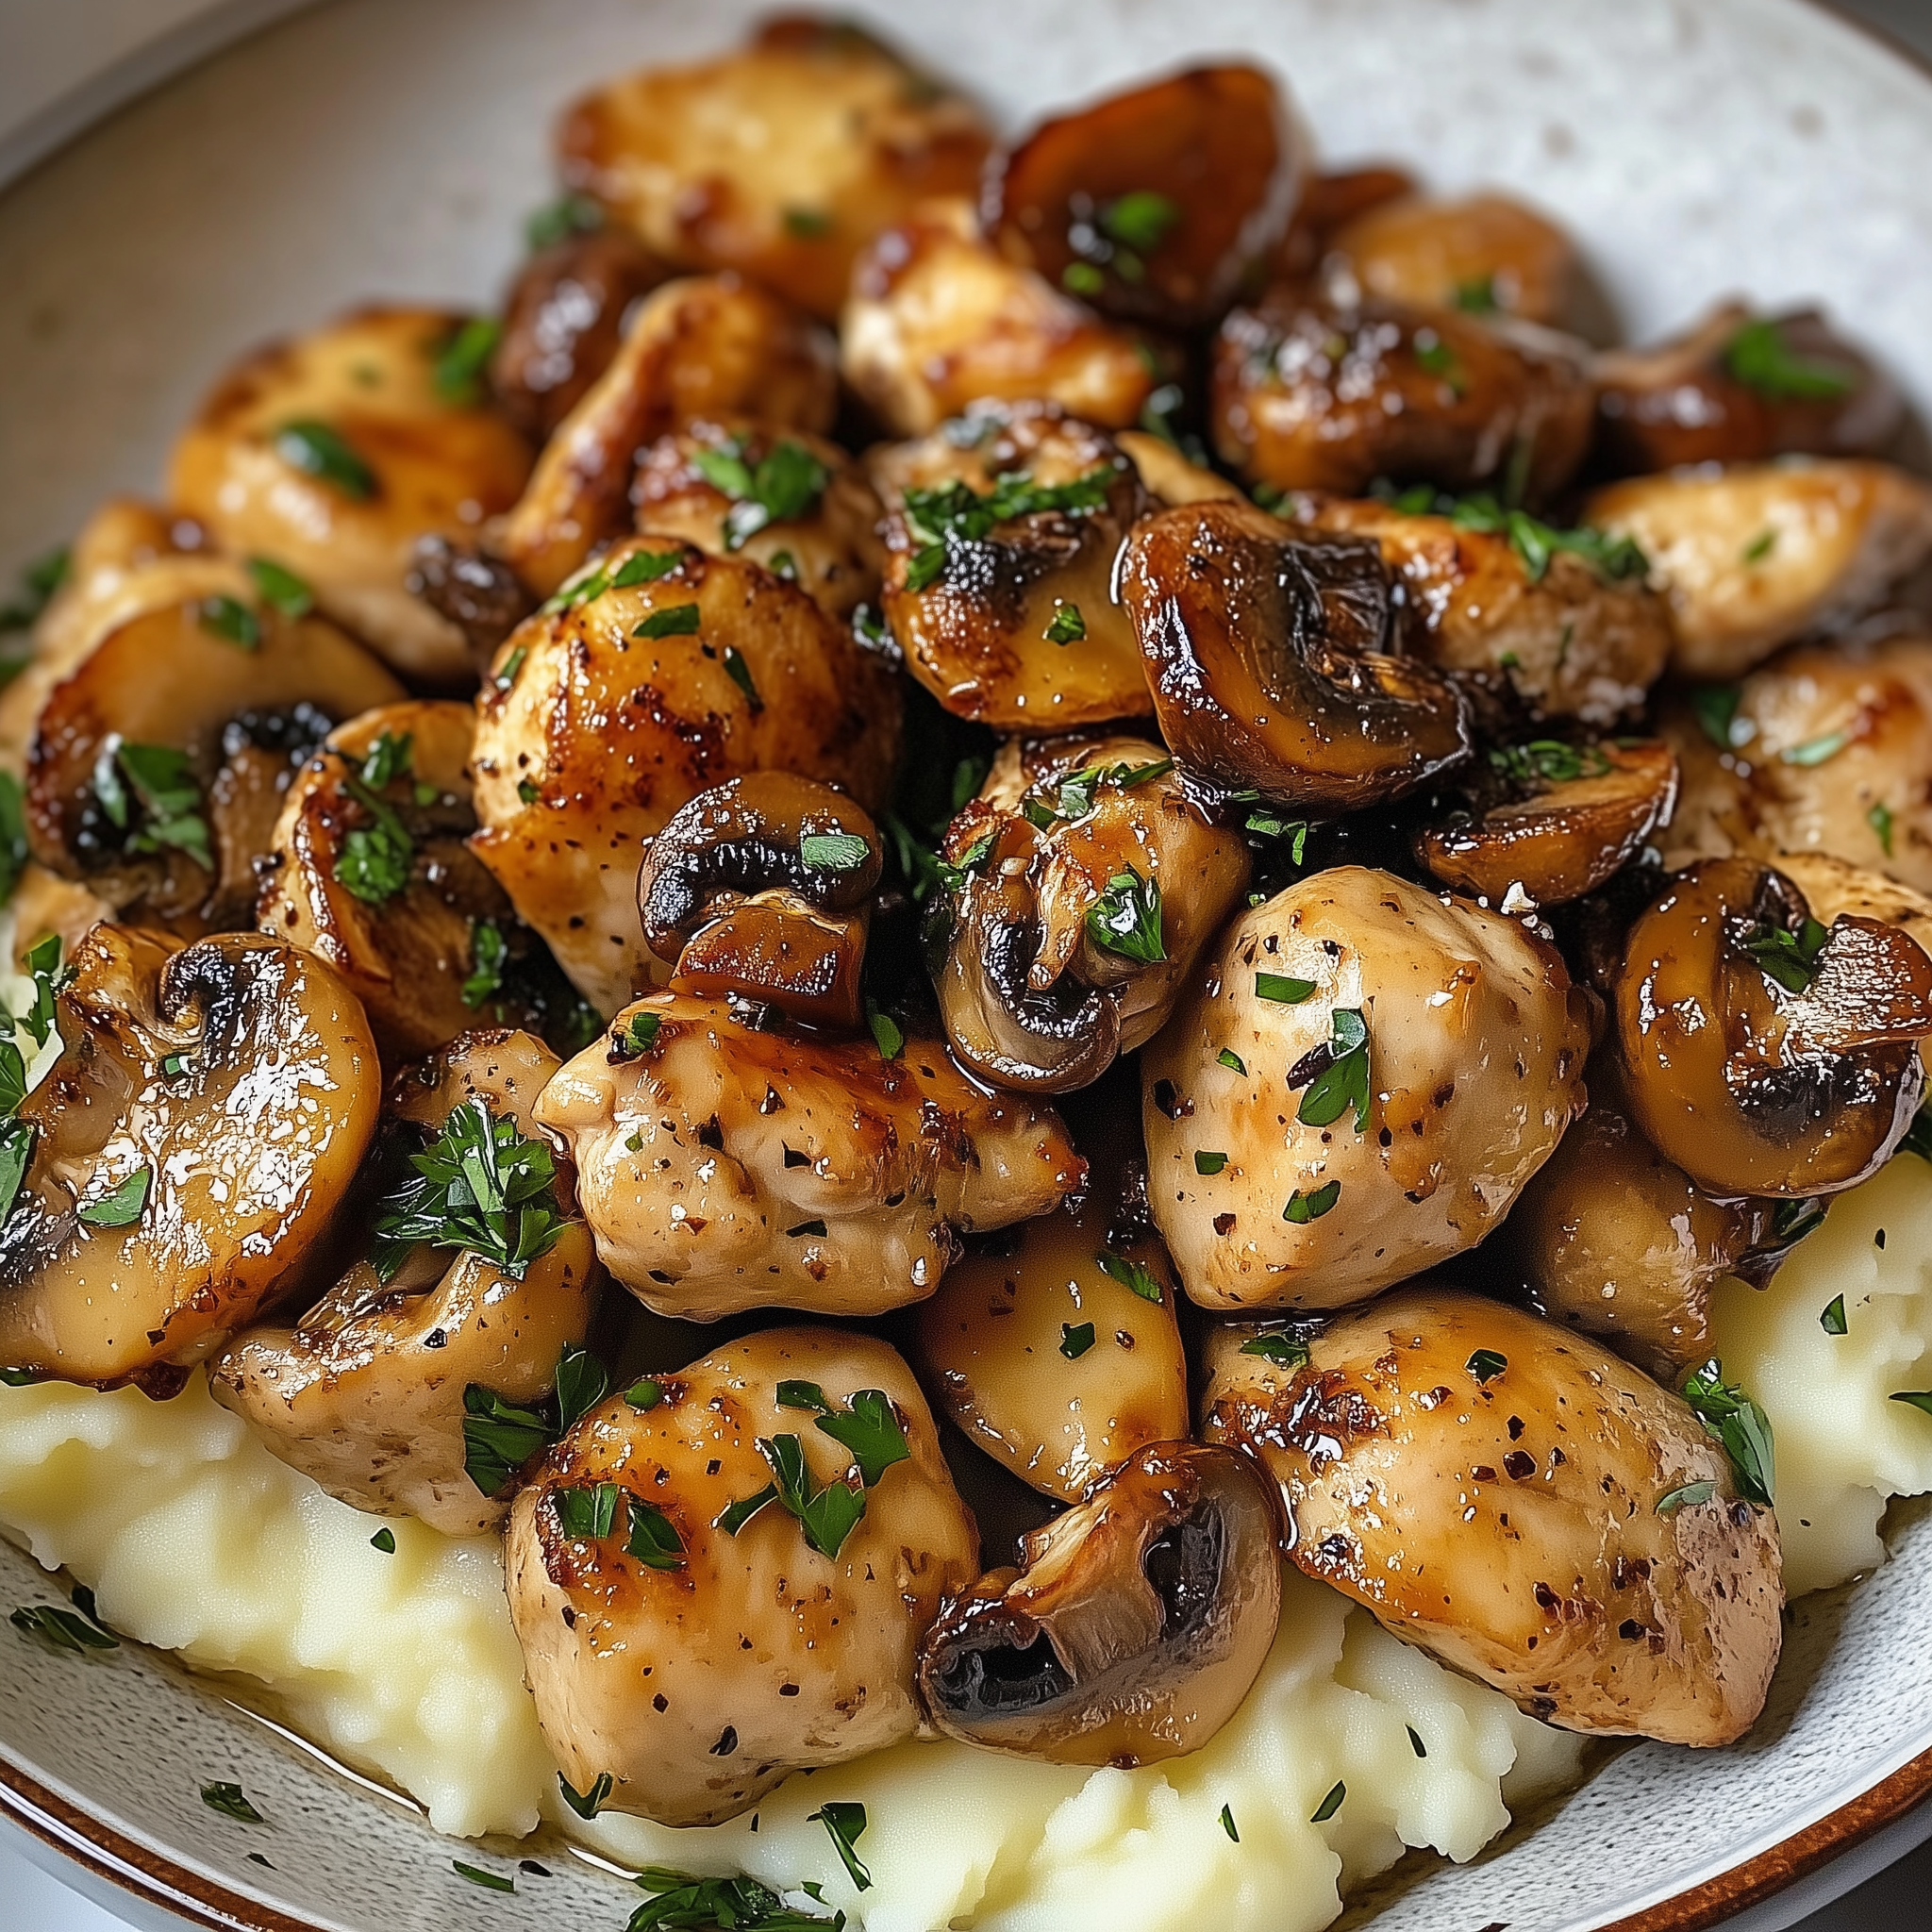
980, 65, 1301, 331
1275, 165, 1418, 281
636, 773, 881, 1030
1615, 858, 1932, 1198
916, 1441, 1280, 1765
490, 225, 672, 442
1417, 740, 1678, 906
1594, 303, 1904, 476
1210, 290, 1595, 503
1118, 499, 1471, 811
0, 926, 379, 1391
404, 538, 537, 675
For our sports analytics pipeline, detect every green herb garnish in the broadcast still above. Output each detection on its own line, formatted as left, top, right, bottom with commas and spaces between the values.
459, 1386, 555, 1497
1240, 1333, 1310, 1369
247, 557, 312, 617
783, 208, 834, 239
1086, 868, 1165, 964
434, 317, 502, 406
756, 1432, 867, 1558
1692, 684, 1745, 750
199, 1782, 262, 1823
274, 420, 375, 500
0, 547, 70, 633
691, 437, 830, 551
1195, 1151, 1228, 1176
11, 1604, 118, 1653
370, 1527, 396, 1554
635, 603, 701, 641
1822, 1294, 1849, 1336
1096, 1251, 1163, 1303
559, 1772, 614, 1820
525, 192, 604, 251
625, 1377, 663, 1411
1217, 1049, 1246, 1075
334, 776, 414, 905
1295, 1007, 1371, 1132
899, 465, 1116, 592
1681, 1357, 1775, 1506
1220, 1804, 1240, 1842
1101, 190, 1181, 255
1657, 1479, 1716, 1517
198, 593, 260, 650
453, 1860, 515, 1894
1724, 318, 1857, 403
1256, 973, 1316, 1006
800, 831, 871, 872
1044, 602, 1086, 644
1467, 1348, 1508, 1385
78, 1165, 149, 1229
94, 741, 212, 871
813, 1388, 911, 1487
1489, 741, 1611, 787
1060, 1321, 1096, 1359
867, 1004, 904, 1059
1870, 802, 1896, 858
724, 644, 763, 711
809, 1801, 873, 1892
1283, 1181, 1341, 1224
628, 1869, 841, 1932
1739, 914, 1830, 994
1311, 1781, 1345, 1824
554, 1341, 608, 1432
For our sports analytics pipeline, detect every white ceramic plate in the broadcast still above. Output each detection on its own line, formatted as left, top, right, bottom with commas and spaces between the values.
5, 3, 1932, 1929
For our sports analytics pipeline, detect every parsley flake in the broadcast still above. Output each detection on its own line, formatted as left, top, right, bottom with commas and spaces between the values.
334, 776, 414, 906
559, 1771, 614, 1820
1096, 1251, 1163, 1303
899, 465, 1116, 592
1740, 914, 1830, 994
1293, 1008, 1371, 1132
274, 420, 375, 500
628, 1869, 841, 1931
1220, 1804, 1240, 1842
433, 317, 502, 406
1656, 1479, 1717, 1517
370, 1527, 396, 1554
810, 1800, 874, 1892
200, 1782, 263, 1824
1217, 1048, 1247, 1075
1822, 1294, 1849, 1336
198, 593, 259, 650
78, 1165, 149, 1229
1060, 1321, 1097, 1359
1724, 318, 1857, 402
453, 1860, 514, 1894
247, 557, 313, 617
800, 831, 871, 872
1311, 1781, 1345, 1824
1682, 1358, 1775, 1505
635, 603, 702, 641
460, 1387, 555, 1498
1870, 801, 1896, 858
1256, 973, 1317, 1005
1240, 1333, 1310, 1369
11, 1604, 117, 1653
94, 741, 212, 871
1195, 1151, 1228, 1175
724, 645, 763, 711
1283, 1181, 1341, 1224
1693, 684, 1746, 750
625, 1377, 663, 1411
555, 1342, 609, 1432
691, 438, 830, 550
1087, 867, 1165, 964
1044, 602, 1086, 644
1467, 1348, 1508, 1385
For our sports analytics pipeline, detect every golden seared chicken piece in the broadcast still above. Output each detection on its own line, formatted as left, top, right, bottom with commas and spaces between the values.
1585, 460, 1932, 681
490, 224, 672, 443
629, 422, 883, 620
1321, 192, 1583, 331
918, 1442, 1280, 1765
1114, 431, 1247, 510
935, 733, 1252, 1091
468, 536, 901, 1017
1294, 495, 1672, 724
842, 200, 1157, 439
1594, 305, 1904, 477
1142, 867, 1591, 1310
168, 308, 535, 684
557, 16, 991, 323
535, 992, 1083, 1322
1503, 1056, 1771, 1379
208, 1030, 599, 1535
494, 275, 837, 597
0, 926, 379, 1391
1202, 1286, 1784, 1747
1211, 290, 1594, 503
24, 581, 404, 936
980, 64, 1301, 332
257, 702, 583, 1060
1657, 632, 1932, 896
506, 1325, 979, 1825
870, 403, 1151, 728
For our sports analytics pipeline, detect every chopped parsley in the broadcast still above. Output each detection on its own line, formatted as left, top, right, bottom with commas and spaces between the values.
0, 1118, 31, 1225
1466, 1348, 1508, 1385
1283, 1181, 1341, 1224
612, 1010, 662, 1059
1096, 1251, 1163, 1303
525, 192, 603, 251
899, 465, 1117, 592
724, 644, 763, 711
1782, 730, 1849, 768
1412, 330, 1466, 396
691, 437, 830, 550
459, 1387, 556, 1498
1453, 274, 1500, 314
0, 772, 25, 908
358, 729, 414, 788
1692, 684, 1746, 750
625, 1377, 663, 1411
493, 644, 528, 691
554, 1341, 608, 1432
11, 1604, 117, 1653
809, 1801, 873, 1892
333, 776, 414, 905
461, 919, 508, 1008
247, 556, 313, 617
433, 316, 502, 406
1063, 260, 1106, 296
1822, 1294, 1849, 1336
518, 778, 541, 806
1724, 318, 1857, 403
198, 593, 259, 650
1870, 802, 1896, 858
867, 1004, 904, 1059
1656, 1480, 1716, 1517
1739, 914, 1830, 994
782, 208, 834, 239
559, 1772, 614, 1820
78, 1166, 150, 1229
800, 831, 871, 873
1891, 1391, 1932, 1418
1044, 602, 1086, 644
1195, 1151, 1228, 1176
1086, 867, 1165, 964
754, 1433, 867, 1557
370, 1527, 396, 1554
17, 933, 70, 1050
1217, 1048, 1247, 1075
1311, 1781, 1346, 1824
1489, 741, 1611, 787
628, 1869, 841, 1932
1220, 1804, 1240, 1842
1256, 973, 1317, 1006
273, 420, 375, 500
1742, 528, 1778, 565
1059, 1321, 1097, 1359
1682, 1357, 1775, 1505
635, 603, 702, 641
1102, 189, 1182, 255
1293, 1008, 1371, 1132
1240, 1333, 1310, 1369
1379, 484, 1647, 585
453, 1860, 515, 1894
93, 741, 212, 871
199, 1782, 263, 1824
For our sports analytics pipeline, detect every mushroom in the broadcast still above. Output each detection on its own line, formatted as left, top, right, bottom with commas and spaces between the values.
936, 733, 1252, 1091
1201, 1284, 1783, 1747
492, 275, 838, 597
1275, 165, 1418, 282
1656, 632, 1932, 897
869, 401, 1152, 728
556, 17, 991, 323
489, 223, 672, 442
636, 772, 881, 1031
534, 991, 1084, 1321
256, 700, 586, 1060
1584, 459, 1932, 681
629, 422, 884, 619
1117, 499, 1472, 812
505, 1324, 979, 1825
23, 582, 405, 936
0, 925, 380, 1391
467, 536, 902, 1018
1210, 290, 1595, 503
1141, 866, 1591, 1309
1613, 856, 1932, 1198
841, 199, 1157, 439
208, 1029, 599, 1534
1320, 192, 1584, 331
979, 65, 1302, 331
917, 1142, 1188, 1502
1416, 738, 1679, 906
1291, 492, 1672, 725
167, 307, 535, 684
1594, 304, 1905, 476
916, 1441, 1281, 1765
1113, 431, 1248, 510
403, 537, 537, 674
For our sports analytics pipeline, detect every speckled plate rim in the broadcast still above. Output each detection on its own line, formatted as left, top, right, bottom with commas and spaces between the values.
2, 1, 1932, 1928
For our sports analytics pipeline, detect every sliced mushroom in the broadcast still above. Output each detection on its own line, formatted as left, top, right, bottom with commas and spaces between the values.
936, 733, 1252, 1091
1210, 290, 1595, 503
917, 1144, 1187, 1502
917, 1441, 1280, 1765
557, 18, 991, 322
403, 537, 538, 675
208, 1029, 598, 1534
0, 926, 379, 1391
492, 275, 838, 597
629, 422, 884, 619
1118, 499, 1472, 811
256, 701, 583, 1059
1584, 459, 1932, 680
841, 199, 1157, 439
506, 1325, 979, 1824
535, 991, 1083, 1321
1417, 739, 1679, 906
468, 537, 901, 1017
869, 402, 1152, 728
979, 65, 1301, 331
637, 773, 880, 1031
24, 585, 405, 935
1657, 633, 1932, 896
1201, 1285, 1783, 1747
1114, 430, 1248, 510
1321, 192, 1583, 331
167, 308, 535, 683
1594, 304, 1905, 476
490, 224, 672, 442
1276, 164, 1418, 282
1294, 493, 1672, 724
1142, 866, 1591, 1309
1614, 857, 1932, 1197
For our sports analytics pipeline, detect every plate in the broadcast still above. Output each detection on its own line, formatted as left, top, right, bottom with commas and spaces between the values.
3, 2, 1932, 1928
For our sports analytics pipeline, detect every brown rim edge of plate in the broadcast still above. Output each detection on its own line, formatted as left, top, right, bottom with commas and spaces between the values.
0, 0, 1930, 1928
